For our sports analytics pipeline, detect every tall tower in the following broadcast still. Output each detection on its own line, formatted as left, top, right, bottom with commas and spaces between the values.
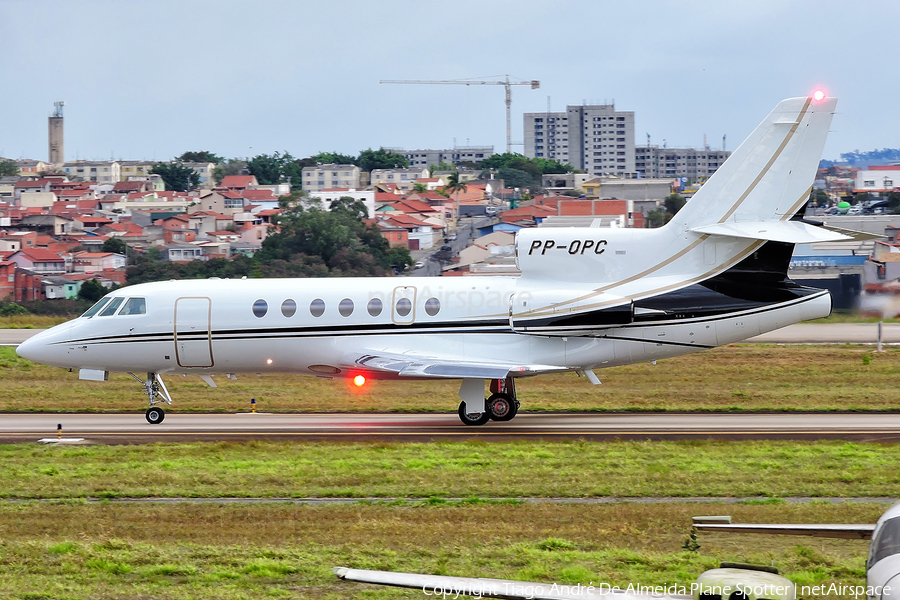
48, 101, 65, 165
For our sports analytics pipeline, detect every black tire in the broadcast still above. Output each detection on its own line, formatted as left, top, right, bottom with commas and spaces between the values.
146, 407, 165, 425
487, 393, 518, 421
457, 400, 491, 426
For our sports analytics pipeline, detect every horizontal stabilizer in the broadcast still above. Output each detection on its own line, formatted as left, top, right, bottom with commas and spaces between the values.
815, 223, 885, 241
694, 523, 875, 540
334, 567, 691, 599
691, 220, 852, 243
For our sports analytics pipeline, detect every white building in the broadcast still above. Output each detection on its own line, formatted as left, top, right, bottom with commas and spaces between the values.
370, 167, 430, 191
856, 168, 900, 194
307, 189, 375, 218
524, 104, 636, 178
301, 164, 362, 193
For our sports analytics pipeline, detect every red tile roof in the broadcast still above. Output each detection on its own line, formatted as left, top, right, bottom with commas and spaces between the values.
13, 248, 64, 262
221, 175, 255, 188
241, 189, 276, 201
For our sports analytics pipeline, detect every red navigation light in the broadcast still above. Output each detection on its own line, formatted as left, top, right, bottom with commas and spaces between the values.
353, 375, 366, 387
812, 90, 826, 101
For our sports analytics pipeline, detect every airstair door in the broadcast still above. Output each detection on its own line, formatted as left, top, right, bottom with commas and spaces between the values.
174, 297, 213, 368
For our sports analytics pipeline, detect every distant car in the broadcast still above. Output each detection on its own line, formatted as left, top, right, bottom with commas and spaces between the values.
445, 234, 457, 241
847, 205, 863, 215
440, 245, 452, 252
414, 261, 425, 269
485, 206, 499, 216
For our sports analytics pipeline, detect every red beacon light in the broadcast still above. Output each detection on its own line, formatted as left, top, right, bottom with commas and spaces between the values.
353, 375, 366, 387
812, 90, 826, 101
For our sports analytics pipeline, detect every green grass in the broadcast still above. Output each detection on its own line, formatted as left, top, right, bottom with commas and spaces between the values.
0, 502, 879, 599
0, 440, 898, 499
2, 344, 900, 413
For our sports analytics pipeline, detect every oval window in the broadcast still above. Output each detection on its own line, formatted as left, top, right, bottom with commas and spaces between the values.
281, 299, 297, 317
310, 298, 325, 317
424, 297, 441, 316
252, 299, 268, 318
367, 298, 383, 317
396, 297, 412, 317
339, 298, 354, 317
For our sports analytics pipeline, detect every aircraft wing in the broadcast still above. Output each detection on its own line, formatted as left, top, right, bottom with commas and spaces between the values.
334, 567, 692, 600
694, 523, 875, 540
349, 351, 566, 379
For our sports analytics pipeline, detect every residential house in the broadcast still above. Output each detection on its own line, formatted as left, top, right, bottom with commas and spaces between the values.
308, 188, 375, 218
0, 261, 43, 301
183, 162, 217, 189
220, 175, 258, 190
16, 159, 49, 176
165, 245, 207, 262
7, 248, 66, 274
71, 252, 126, 273
42, 275, 79, 299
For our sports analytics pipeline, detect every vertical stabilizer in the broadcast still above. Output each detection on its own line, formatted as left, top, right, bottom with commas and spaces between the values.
668, 95, 836, 230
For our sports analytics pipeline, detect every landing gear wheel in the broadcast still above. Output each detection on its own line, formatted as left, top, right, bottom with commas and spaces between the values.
457, 401, 491, 426
146, 406, 165, 425
487, 393, 518, 422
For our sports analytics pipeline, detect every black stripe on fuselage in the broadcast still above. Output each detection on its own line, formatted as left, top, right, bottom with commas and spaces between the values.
53, 286, 826, 348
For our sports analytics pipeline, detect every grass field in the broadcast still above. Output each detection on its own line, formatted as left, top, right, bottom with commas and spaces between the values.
0, 501, 882, 599
1, 440, 898, 499
2, 344, 899, 413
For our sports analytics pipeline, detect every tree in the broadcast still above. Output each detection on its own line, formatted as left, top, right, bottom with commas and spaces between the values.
212, 159, 247, 185
78, 279, 107, 302
247, 151, 303, 186
412, 182, 428, 193
151, 162, 200, 191
0, 159, 17, 177
497, 167, 532, 190
313, 152, 358, 165
664, 193, 686, 215
358, 148, 408, 172
176, 151, 223, 164
444, 172, 467, 227
429, 161, 456, 174
101, 237, 128, 256
810, 189, 829, 207
646, 209, 667, 228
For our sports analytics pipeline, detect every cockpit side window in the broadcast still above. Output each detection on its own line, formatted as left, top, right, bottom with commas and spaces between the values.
98, 297, 125, 317
119, 298, 147, 316
869, 516, 900, 568
82, 297, 111, 318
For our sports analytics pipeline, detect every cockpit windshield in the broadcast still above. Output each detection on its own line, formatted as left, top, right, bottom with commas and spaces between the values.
870, 516, 900, 568
81, 297, 111, 318
98, 297, 125, 317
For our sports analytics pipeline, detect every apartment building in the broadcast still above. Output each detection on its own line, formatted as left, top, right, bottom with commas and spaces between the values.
524, 104, 636, 178
391, 147, 495, 168
61, 160, 121, 184
634, 147, 730, 182
301, 164, 362, 193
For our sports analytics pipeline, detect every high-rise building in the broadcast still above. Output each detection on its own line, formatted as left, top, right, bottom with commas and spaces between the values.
524, 104, 636, 178
48, 101, 64, 165
388, 147, 495, 168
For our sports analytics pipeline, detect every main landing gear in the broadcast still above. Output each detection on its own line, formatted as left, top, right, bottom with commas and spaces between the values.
128, 372, 173, 425
458, 377, 520, 426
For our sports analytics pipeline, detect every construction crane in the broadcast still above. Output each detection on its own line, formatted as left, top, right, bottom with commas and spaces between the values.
379, 75, 540, 154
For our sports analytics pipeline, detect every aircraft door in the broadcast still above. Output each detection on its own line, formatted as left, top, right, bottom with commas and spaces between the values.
392, 286, 417, 325
174, 297, 213, 368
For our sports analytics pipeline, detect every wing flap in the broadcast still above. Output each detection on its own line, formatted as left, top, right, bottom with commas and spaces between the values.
694, 523, 875, 540
334, 567, 691, 599
691, 221, 852, 243
353, 352, 565, 379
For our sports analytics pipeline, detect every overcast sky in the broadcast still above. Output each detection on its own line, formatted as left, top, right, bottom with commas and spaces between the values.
1, 0, 896, 164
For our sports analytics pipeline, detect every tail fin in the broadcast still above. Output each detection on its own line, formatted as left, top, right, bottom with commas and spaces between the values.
668, 95, 836, 230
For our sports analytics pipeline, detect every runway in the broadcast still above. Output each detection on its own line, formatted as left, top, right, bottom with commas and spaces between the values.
3, 323, 900, 346
3, 412, 900, 443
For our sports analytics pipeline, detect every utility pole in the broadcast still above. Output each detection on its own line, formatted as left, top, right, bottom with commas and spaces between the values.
380, 76, 540, 154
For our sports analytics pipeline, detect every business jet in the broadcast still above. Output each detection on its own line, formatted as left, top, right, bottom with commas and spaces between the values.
16, 92, 862, 426
694, 501, 900, 599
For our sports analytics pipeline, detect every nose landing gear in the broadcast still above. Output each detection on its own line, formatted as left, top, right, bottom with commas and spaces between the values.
128, 372, 173, 425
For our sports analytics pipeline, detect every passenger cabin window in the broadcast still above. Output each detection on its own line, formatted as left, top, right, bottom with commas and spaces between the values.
870, 517, 900, 568
98, 297, 125, 317
82, 297, 111, 317
119, 298, 146, 316
310, 299, 325, 317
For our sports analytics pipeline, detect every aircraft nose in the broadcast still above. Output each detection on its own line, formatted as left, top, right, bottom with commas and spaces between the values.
15, 334, 43, 362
